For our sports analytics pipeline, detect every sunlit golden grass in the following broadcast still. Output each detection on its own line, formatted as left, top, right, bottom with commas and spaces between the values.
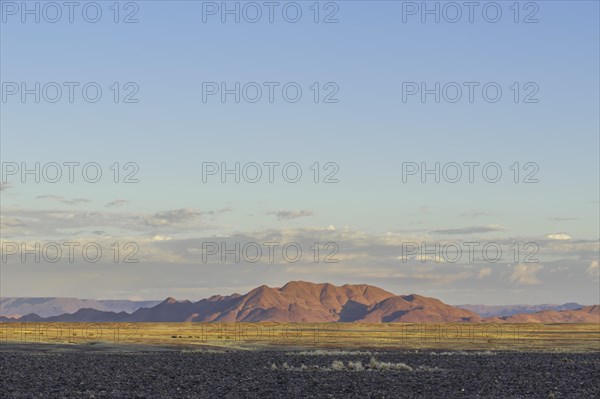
1, 322, 598, 352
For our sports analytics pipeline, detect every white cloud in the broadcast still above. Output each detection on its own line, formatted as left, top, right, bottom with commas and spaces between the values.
478, 267, 492, 278
510, 264, 543, 285
585, 260, 599, 278
432, 225, 505, 235
546, 233, 571, 240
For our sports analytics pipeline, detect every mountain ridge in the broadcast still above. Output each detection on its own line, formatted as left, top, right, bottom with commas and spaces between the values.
0, 297, 161, 318
456, 303, 587, 318
2, 281, 598, 323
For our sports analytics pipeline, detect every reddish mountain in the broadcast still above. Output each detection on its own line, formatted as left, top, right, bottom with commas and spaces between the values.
127, 282, 399, 322
484, 306, 600, 323
362, 295, 481, 323
456, 303, 585, 318
580, 305, 600, 315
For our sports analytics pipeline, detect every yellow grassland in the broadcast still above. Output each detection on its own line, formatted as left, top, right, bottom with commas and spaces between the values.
1, 322, 598, 352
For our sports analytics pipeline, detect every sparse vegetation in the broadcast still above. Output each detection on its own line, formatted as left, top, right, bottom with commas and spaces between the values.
431, 350, 496, 356
294, 350, 374, 356
180, 349, 226, 354
347, 360, 364, 371
270, 357, 414, 372
367, 357, 412, 371
331, 360, 345, 371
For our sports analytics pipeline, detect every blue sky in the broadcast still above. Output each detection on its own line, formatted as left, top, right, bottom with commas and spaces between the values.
1, 1, 599, 304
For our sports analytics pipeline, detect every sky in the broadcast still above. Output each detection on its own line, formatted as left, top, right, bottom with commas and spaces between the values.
1, 0, 599, 305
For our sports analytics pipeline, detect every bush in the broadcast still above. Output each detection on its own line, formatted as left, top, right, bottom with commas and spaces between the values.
368, 357, 412, 372
347, 361, 364, 371
331, 360, 345, 371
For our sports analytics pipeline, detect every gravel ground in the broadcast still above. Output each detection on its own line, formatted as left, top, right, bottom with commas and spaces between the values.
1, 345, 599, 398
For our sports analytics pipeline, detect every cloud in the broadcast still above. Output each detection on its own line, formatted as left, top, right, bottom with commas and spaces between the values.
546, 233, 571, 240
36, 195, 91, 206
510, 264, 543, 285
267, 210, 314, 221
62, 198, 91, 205
431, 225, 505, 235
3, 205, 598, 282
152, 235, 172, 241
283, 264, 474, 286
143, 209, 205, 227
548, 217, 578, 222
204, 207, 233, 216
1, 206, 225, 238
0, 216, 25, 229
478, 267, 492, 278
106, 200, 129, 208
2, 219, 599, 303
585, 260, 599, 278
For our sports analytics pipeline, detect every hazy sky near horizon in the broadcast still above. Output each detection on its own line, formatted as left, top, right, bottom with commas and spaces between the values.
1, 0, 599, 305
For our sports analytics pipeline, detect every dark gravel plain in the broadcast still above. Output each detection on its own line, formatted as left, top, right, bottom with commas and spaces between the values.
1, 344, 599, 398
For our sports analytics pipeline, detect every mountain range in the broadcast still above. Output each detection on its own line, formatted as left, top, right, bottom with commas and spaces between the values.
0, 297, 161, 318
455, 303, 586, 318
1, 282, 598, 323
